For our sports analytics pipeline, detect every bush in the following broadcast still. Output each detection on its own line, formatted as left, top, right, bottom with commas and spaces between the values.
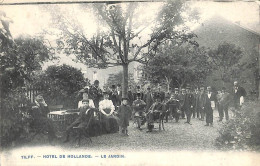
215, 101, 260, 151
34, 64, 86, 108
0, 88, 32, 148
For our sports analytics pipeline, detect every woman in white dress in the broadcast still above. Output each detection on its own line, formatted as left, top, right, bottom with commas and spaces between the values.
99, 92, 119, 133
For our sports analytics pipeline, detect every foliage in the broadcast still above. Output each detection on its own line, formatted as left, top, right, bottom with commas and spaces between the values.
33, 64, 86, 108
104, 71, 136, 90
47, 1, 198, 97
0, 88, 32, 147
0, 13, 54, 147
1, 36, 54, 96
207, 42, 243, 84
215, 102, 260, 151
143, 43, 211, 88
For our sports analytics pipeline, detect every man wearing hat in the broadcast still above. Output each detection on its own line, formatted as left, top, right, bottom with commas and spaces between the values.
117, 84, 122, 105
143, 86, 154, 113
232, 81, 246, 110
109, 85, 119, 109
193, 87, 200, 119
117, 97, 132, 136
165, 88, 180, 122
133, 93, 147, 130
64, 99, 94, 142
146, 94, 165, 132
134, 85, 144, 100
127, 85, 134, 106
30, 94, 57, 144
183, 87, 194, 125
204, 86, 217, 126
198, 87, 207, 121
89, 80, 103, 108
179, 88, 186, 119
218, 87, 231, 121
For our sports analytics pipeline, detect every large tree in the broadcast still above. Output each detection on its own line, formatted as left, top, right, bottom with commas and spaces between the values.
207, 42, 243, 86
48, 1, 198, 97
143, 43, 211, 89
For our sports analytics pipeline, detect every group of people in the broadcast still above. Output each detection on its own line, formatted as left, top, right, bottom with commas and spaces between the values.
28, 79, 247, 144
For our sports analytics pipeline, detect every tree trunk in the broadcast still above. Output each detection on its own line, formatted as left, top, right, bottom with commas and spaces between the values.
122, 63, 128, 98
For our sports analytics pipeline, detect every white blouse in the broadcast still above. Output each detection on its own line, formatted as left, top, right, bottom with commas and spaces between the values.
99, 99, 115, 116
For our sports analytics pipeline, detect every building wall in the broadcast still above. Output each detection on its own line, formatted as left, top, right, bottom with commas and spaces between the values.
193, 15, 260, 92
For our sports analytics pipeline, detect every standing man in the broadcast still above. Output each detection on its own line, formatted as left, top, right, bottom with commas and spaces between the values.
134, 85, 144, 100
157, 85, 165, 102
179, 88, 186, 119
109, 85, 119, 109
204, 86, 217, 126
117, 84, 122, 106
218, 87, 231, 121
184, 87, 194, 125
165, 88, 180, 122
199, 87, 206, 121
89, 80, 103, 109
127, 85, 134, 106
232, 81, 246, 110
193, 87, 200, 119
143, 86, 154, 112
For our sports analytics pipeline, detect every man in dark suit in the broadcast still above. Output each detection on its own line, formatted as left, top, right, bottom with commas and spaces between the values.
179, 88, 186, 119
165, 88, 180, 122
117, 84, 122, 106
184, 87, 194, 125
199, 87, 206, 121
109, 85, 119, 108
143, 86, 154, 112
127, 85, 134, 106
30, 95, 57, 144
204, 86, 217, 126
89, 80, 103, 108
133, 85, 144, 100
232, 81, 246, 110
193, 87, 200, 119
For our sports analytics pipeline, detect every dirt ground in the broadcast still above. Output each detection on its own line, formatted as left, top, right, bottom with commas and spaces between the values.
21, 110, 225, 151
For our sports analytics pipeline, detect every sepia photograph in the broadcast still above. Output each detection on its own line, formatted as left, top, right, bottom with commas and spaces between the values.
0, 0, 260, 165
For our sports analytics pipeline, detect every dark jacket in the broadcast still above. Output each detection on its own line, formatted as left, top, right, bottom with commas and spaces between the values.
117, 105, 132, 128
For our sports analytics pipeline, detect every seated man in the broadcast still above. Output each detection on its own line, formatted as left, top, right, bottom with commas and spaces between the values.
99, 92, 119, 133
132, 93, 146, 130
30, 95, 57, 144
64, 99, 94, 143
146, 95, 165, 132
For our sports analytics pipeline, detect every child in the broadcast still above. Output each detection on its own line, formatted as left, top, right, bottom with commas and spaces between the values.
117, 98, 132, 136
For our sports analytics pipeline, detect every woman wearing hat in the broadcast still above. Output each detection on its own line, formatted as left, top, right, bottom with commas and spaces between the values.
78, 88, 95, 109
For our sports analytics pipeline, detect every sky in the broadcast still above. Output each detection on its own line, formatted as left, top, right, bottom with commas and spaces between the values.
0, 1, 259, 80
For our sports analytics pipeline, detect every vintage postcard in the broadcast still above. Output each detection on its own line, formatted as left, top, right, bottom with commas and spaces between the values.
1, 0, 260, 165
